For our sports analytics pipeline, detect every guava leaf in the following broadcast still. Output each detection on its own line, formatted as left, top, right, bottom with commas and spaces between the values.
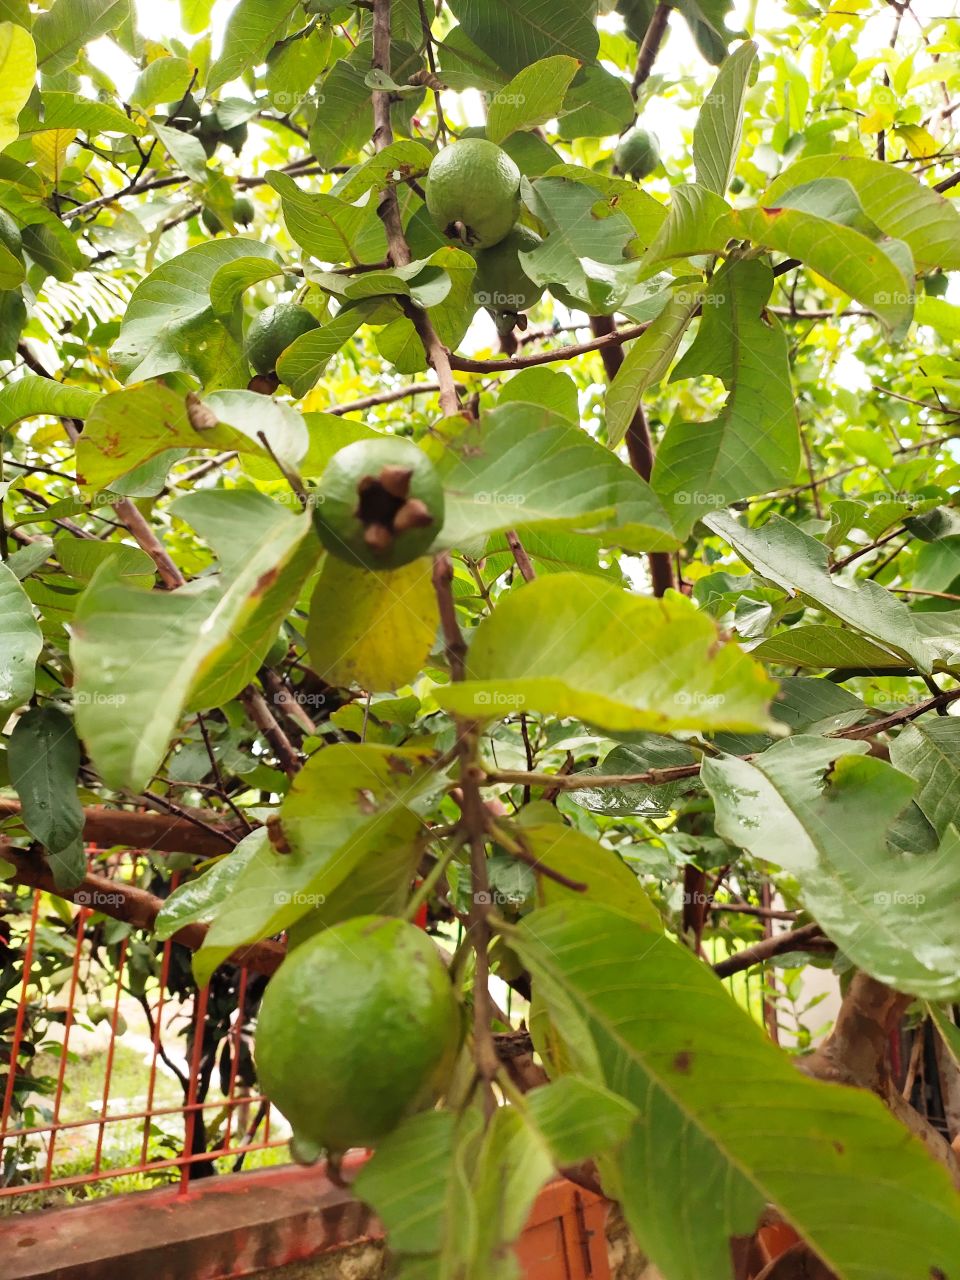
729, 201, 914, 336
445, 0, 599, 77
71, 495, 314, 791
652, 260, 800, 533
569, 737, 698, 818
209, 256, 285, 319
155, 828, 266, 939
8, 706, 85, 890
703, 735, 960, 999
752, 625, 910, 671
434, 573, 777, 734
432, 403, 679, 553
207, 0, 302, 92
759, 154, 960, 272
77, 383, 307, 496
519, 821, 663, 929
0, 375, 99, 432
706, 511, 942, 673
693, 40, 756, 195
276, 305, 372, 397
192, 743, 438, 983
486, 55, 580, 144
520, 176, 639, 312
641, 183, 734, 267
512, 902, 960, 1280
0, 23, 37, 153
0, 561, 41, 718
111, 239, 279, 386
267, 171, 382, 264
889, 717, 960, 838
606, 290, 701, 448
33, 0, 125, 74
307, 557, 438, 693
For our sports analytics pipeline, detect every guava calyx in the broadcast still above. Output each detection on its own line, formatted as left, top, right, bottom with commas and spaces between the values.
315, 437, 444, 570
356, 463, 435, 555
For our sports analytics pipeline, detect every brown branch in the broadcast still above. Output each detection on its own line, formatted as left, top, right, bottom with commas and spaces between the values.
712, 922, 831, 978
0, 797, 241, 855
1, 844, 284, 976
328, 381, 466, 415
447, 323, 649, 374
802, 971, 960, 1187
631, 0, 672, 94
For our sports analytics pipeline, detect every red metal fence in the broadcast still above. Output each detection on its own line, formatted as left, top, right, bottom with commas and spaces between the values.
1, 851, 287, 1207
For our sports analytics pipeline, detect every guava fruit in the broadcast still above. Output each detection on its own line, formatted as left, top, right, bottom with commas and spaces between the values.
925, 271, 949, 298
314, 436, 444, 570
425, 139, 521, 248
729, 175, 745, 195
254, 915, 461, 1153
0, 209, 22, 258
165, 95, 201, 130
614, 127, 661, 180
245, 303, 320, 376
473, 224, 543, 316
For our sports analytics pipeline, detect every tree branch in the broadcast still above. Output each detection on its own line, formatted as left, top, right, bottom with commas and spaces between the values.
712, 922, 831, 978
0, 797, 240, 855
632, 0, 672, 94
448, 323, 649, 374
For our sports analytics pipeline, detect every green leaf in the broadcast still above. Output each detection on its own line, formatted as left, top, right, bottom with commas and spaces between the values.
77, 383, 307, 496
890, 717, 960, 838
207, 0, 301, 93
434, 573, 777, 733
0, 24, 37, 154
192, 742, 437, 983
71, 495, 313, 791
513, 901, 960, 1280
172, 489, 320, 711
486, 55, 580, 144
569, 736, 698, 817
752, 625, 909, 671
267, 171, 381, 264
55, 534, 155, 586
209, 256, 285, 320
20, 217, 84, 282
151, 120, 209, 183
520, 821, 663, 929
445, 0, 599, 77
521, 176, 639, 313
0, 375, 98, 432
155, 828, 265, 939
130, 56, 193, 109
606, 290, 701, 448
432, 404, 678, 553
693, 40, 756, 195
8, 706, 85, 890
706, 511, 942, 673
652, 260, 800, 533
555, 64, 634, 139
760, 154, 960, 273
111, 238, 279, 386
275, 305, 371, 397
0, 561, 41, 718
704, 737, 960, 999
19, 91, 142, 139
730, 201, 914, 336
641, 183, 733, 267
307, 557, 438, 692
33, 0, 125, 74
498, 367, 578, 421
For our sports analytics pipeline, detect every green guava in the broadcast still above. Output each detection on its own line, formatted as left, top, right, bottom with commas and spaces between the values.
0, 209, 22, 258
729, 175, 745, 195
245, 303, 320, 375
254, 915, 461, 1153
165, 95, 201, 130
925, 271, 950, 298
473, 224, 543, 315
314, 436, 444, 571
614, 127, 661, 180
425, 139, 521, 249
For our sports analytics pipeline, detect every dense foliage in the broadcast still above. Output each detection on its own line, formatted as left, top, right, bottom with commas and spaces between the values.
2, 0, 960, 1270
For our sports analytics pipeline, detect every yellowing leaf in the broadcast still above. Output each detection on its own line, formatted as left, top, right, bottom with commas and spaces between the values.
0, 23, 37, 153
307, 557, 438, 692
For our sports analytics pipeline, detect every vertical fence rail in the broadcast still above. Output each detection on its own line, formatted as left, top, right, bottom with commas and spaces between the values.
0, 852, 288, 1209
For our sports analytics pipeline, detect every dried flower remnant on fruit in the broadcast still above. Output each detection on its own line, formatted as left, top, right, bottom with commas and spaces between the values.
356, 464, 435, 555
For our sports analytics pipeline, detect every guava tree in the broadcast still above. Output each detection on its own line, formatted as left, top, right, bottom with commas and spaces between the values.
2, 0, 960, 1271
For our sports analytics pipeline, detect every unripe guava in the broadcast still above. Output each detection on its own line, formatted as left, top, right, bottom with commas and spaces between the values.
425, 139, 521, 249
614, 127, 661, 180
729, 175, 745, 195
925, 271, 949, 298
473, 224, 543, 316
314, 436, 444, 570
245, 303, 320, 376
255, 915, 461, 1153
233, 196, 255, 226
